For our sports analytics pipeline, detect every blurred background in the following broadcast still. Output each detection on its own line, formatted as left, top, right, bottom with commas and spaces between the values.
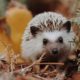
26, 0, 80, 17
0, 0, 80, 17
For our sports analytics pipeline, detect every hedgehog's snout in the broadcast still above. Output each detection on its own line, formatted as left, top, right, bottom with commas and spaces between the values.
52, 48, 59, 55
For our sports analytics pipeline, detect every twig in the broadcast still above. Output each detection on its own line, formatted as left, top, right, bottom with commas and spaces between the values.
41, 65, 49, 73
13, 52, 47, 74
35, 62, 64, 65
37, 52, 47, 62
13, 52, 64, 75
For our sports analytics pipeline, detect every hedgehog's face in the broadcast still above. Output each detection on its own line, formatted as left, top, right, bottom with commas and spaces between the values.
30, 21, 75, 59
42, 31, 72, 59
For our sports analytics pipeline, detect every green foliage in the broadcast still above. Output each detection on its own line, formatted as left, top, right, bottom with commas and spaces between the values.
0, 0, 27, 17
0, 0, 8, 17
19, 0, 27, 4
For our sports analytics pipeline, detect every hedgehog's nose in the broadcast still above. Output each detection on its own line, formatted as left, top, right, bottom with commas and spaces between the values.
52, 48, 58, 54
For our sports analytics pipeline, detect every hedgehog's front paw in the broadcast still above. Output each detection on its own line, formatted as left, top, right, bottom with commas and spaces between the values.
33, 65, 40, 73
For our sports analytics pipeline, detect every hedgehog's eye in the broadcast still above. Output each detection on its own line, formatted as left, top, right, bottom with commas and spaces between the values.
58, 36, 63, 43
43, 38, 48, 45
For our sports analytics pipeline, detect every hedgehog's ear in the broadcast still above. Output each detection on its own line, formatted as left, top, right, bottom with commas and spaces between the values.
63, 21, 71, 32
30, 26, 40, 36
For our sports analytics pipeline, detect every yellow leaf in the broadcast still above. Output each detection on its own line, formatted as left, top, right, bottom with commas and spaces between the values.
6, 7, 32, 53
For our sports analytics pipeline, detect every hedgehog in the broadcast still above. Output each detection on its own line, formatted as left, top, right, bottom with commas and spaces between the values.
21, 12, 75, 62
21, 12, 78, 78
